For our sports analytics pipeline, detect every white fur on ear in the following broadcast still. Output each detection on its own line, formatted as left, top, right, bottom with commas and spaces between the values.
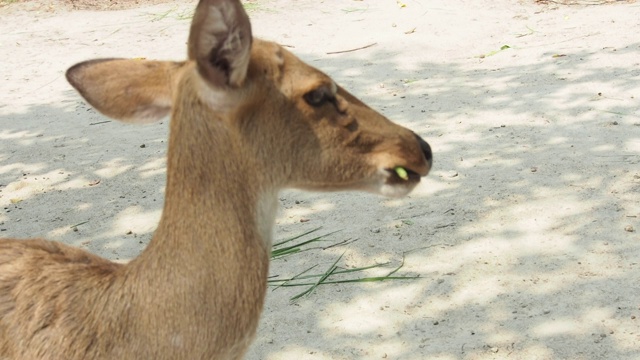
188, 0, 252, 88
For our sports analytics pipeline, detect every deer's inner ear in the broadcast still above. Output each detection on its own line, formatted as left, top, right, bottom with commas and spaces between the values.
188, 0, 253, 88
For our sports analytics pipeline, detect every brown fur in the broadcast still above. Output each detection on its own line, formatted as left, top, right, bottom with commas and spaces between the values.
0, 0, 432, 359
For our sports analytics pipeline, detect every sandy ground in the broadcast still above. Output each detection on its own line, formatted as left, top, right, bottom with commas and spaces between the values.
1, 0, 640, 359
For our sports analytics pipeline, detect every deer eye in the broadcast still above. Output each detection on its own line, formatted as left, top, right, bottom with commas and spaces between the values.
304, 87, 333, 107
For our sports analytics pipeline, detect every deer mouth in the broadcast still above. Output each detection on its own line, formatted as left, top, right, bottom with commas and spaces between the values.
385, 167, 421, 185
372, 167, 422, 198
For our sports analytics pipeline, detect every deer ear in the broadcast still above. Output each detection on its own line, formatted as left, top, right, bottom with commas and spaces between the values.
188, 0, 252, 88
66, 59, 184, 124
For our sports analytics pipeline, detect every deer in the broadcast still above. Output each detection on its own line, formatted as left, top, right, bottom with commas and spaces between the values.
0, 0, 432, 358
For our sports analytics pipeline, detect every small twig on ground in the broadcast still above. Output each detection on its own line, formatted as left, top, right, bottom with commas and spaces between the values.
326, 42, 377, 55
70, 220, 89, 229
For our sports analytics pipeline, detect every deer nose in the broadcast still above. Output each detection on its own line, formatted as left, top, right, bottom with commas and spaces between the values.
414, 133, 432, 174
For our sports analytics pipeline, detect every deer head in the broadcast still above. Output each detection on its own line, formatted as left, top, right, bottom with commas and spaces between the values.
66, 0, 432, 201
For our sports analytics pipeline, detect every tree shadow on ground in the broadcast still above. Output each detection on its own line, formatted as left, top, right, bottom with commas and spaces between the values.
0, 98, 169, 260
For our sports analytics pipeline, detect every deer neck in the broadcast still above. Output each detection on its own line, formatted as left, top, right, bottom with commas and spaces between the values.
125, 84, 278, 312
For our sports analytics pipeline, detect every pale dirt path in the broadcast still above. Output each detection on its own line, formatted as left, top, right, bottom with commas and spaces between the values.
1, 0, 639, 359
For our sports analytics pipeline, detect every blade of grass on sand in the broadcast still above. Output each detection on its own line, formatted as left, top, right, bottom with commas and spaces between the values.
268, 261, 391, 284
269, 230, 419, 301
272, 227, 322, 247
270, 253, 408, 285
270, 264, 318, 291
271, 254, 419, 303
290, 253, 344, 302
271, 228, 341, 259
273, 275, 419, 288
275, 259, 417, 287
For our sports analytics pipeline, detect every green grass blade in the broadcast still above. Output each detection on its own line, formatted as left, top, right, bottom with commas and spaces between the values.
268, 262, 391, 284
272, 276, 420, 288
269, 229, 420, 301
271, 228, 342, 259
270, 264, 319, 291
384, 253, 407, 277
272, 227, 323, 247
290, 253, 344, 302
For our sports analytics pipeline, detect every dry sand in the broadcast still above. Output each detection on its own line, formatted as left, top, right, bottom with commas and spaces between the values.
1, 0, 639, 359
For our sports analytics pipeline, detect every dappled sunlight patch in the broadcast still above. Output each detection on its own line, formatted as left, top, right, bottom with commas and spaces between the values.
340, 247, 394, 270
46, 205, 165, 262
55, 175, 99, 191
320, 310, 386, 335
382, 197, 407, 209
547, 136, 570, 145
278, 198, 335, 225
105, 205, 161, 237
137, 156, 167, 178
409, 176, 452, 198
94, 158, 134, 178
451, 275, 506, 306
455, 154, 523, 170
533, 307, 613, 338
591, 144, 617, 153
0, 161, 45, 176
0, 128, 68, 147
462, 192, 596, 238
320, 284, 423, 336
420, 235, 570, 277
341, 67, 364, 78
483, 326, 520, 347
0, 168, 72, 206
428, 131, 484, 153
48, 225, 75, 238
0, 129, 44, 146
626, 139, 640, 153
362, 338, 412, 360
399, 230, 632, 304
560, 172, 594, 183
101, 238, 125, 250
77, 202, 92, 211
